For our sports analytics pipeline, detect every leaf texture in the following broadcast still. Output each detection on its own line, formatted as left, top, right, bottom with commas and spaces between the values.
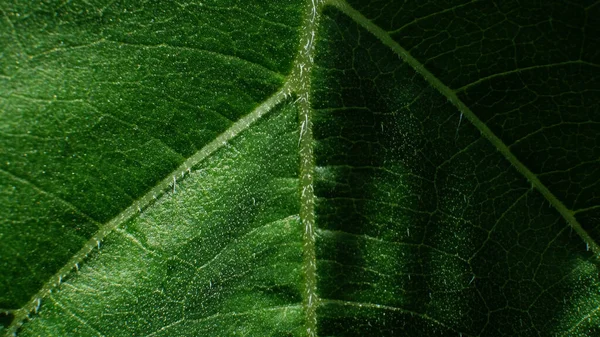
1, 0, 599, 336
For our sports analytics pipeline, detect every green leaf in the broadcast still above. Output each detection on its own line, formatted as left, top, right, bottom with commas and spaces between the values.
1, 0, 599, 336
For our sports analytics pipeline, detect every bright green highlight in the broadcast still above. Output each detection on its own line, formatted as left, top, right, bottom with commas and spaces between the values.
0, 0, 303, 311
17, 101, 307, 336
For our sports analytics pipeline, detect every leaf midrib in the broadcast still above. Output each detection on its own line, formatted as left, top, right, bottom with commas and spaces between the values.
292, 0, 321, 332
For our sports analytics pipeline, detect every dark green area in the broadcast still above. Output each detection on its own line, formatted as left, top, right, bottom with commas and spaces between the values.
343, 0, 600, 237
311, 6, 600, 336
0, 312, 13, 333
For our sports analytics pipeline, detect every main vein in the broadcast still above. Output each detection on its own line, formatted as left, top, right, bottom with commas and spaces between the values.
6, 84, 291, 336
289, 0, 323, 336
326, 0, 600, 256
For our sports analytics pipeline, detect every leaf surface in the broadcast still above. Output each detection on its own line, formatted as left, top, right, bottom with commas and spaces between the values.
1, 0, 599, 336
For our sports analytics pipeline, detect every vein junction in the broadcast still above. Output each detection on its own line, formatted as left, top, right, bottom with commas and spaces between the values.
8, 0, 324, 335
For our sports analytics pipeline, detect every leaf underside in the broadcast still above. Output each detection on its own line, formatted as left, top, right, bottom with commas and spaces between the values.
1, 0, 599, 336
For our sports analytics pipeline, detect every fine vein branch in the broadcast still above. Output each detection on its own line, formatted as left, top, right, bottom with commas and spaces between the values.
327, 0, 600, 257
6, 85, 290, 336
290, 0, 322, 336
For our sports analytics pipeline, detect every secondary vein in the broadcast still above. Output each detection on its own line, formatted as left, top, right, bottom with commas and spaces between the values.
5, 85, 291, 336
327, 0, 600, 257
